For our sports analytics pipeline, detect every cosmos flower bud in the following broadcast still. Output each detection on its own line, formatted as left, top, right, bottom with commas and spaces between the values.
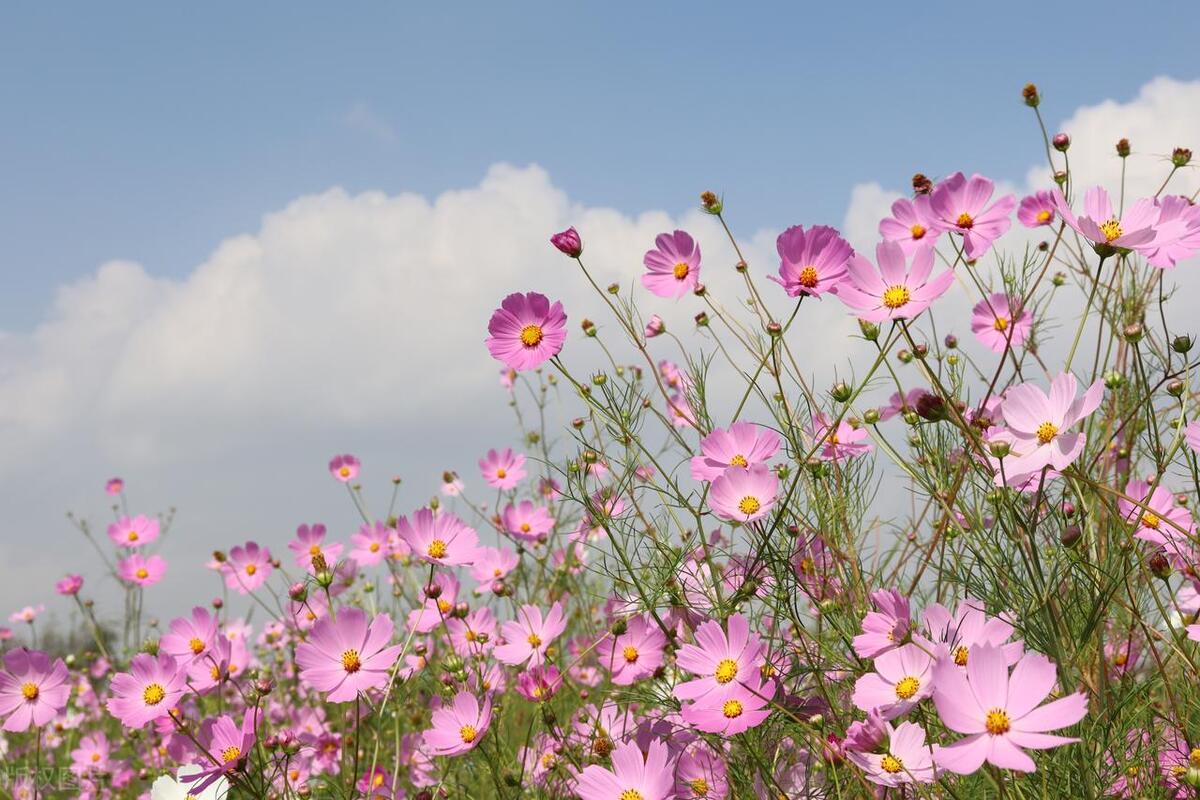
644, 315, 665, 338
288, 582, 308, 602
212, 550, 227, 564
549, 227, 583, 258
1060, 525, 1081, 548
581, 318, 596, 337
1168, 379, 1185, 397
1116, 138, 1131, 157
1173, 335, 1193, 353
700, 191, 722, 214
944, 334, 958, 349
1052, 132, 1070, 151
212, 598, 223, 609
610, 617, 628, 636
916, 393, 947, 422
606, 283, 619, 295
1052, 272, 1067, 286
1123, 322, 1144, 343
591, 373, 606, 386
988, 440, 1011, 459
424, 582, 443, 600
1172, 147, 1193, 167
897, 349, 913, 364
1053, 170, 1068, 186
734, 260, 748, 273
694, 311, 709, 327
766, 321, 782, 337
830, 382, 853, 403
1022, 83, 1040, 107
693, 283, 708, 297
858, 319, 880, 341
1149, 551, 1172, 579
863, 408, 880, 425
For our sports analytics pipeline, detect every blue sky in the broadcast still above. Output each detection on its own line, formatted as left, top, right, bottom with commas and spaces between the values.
3, 3, 1197, 329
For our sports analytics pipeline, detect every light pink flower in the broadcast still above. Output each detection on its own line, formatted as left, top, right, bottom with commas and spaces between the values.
9, 605, 44, 624
674, 613, 766, 702
575, 739, 676, 800
295, 608, 402, 703
932, 645, 1087, 774
423, 691, 493, 757
707, 464, 778, 523
494, 602, 566, 667
350, 521, 394, 567
222, 542, 272, 594
160, 606, 220, 664
118, 553, 167, 588
644, 314, 665, 338
107, 514, 160, 548
479, 448, 526, 490
853, 589, 912, 659
929, 172, 1015, 260
689, 422, 781, 482
328, 453, 360, 482
880, 195, 940, 255
852, 643, 934, 720
179, 711, 257, 794
1052, 186, 1159, 254
970, 293, 1032, 353
446, 608, 497, 657
1017, 190, 1056, 228
642, 230, 701, 299
810, 412, 872, 460
838, 241, 955, 322
770, 224, 853, 297
846, 720, 936, 786
0, 648, 70, 732
1142, 194, 1200, 268
288, 523, 343, 572
680, 676, 775, 735
920, 597, 1024, 668
469, 547, 518, 585
674, 745, 729, 800
502, 500, 554, 542
396, 508, 480, 567
106, 653, 187, 728
1119, 479, 1194, 548
991, 373, 1104, 483
602, 614, 667, 685
485, 291, 568, 371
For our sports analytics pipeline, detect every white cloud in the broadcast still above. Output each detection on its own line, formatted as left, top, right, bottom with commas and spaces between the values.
343, 101, 399, 144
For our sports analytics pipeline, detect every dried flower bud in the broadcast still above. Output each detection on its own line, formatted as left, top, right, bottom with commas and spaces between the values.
1022, 83, 1040, 107
694, 311, 709, 327
700, 191, 722, 214
1116, 138, 1131, 157
1172, 147, 1193, 168
911, 173, 933, 195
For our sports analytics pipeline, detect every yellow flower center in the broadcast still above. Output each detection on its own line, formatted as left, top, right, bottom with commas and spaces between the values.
993, 316, 1009, 332
729, 454, 748, 467
519, 324, 544, 347
1099, 218, 1123, 242
221, 746, 242, 763
143, 683, 166, 706
369, 542, 380, 553
1036, 209, 1052, 223
427, 539, 448, 559
245, 564, 257, 576
338, 466, 351, 477
340, 649, 362, 673
20, 682, 38, 701
985, 708, 1011, 735
722, 699, 744, 718
797, 266, 819, 288
953, 646, 969, 667
91, 752, 101, 763
956, 212, 974, 229
495, 468, 507, 479
689, 777, 710, 796
1113, 651, 1128, 667
1190, 748, 1200, 768
438, 599, 452, 613
714, 658, 738, 684
622, 645, 639, 663
309, 544, 321, 556
1142, 512, 1161, 529
880, 753, 904, 774
136, 568, 150, 579
189, 638, 206, 655
1036, 421, 1059, 444
910, 224, 926, 240
673, 262, 690, 280
894, 675, 920, 700
520, 522, 531, 532
460, 725, 478, 744
619, 791, 645, 800
465, 629, 478, 642
737, 496, 761, 516
882, 285, 911, 309
528, 633, 543, 648
127, 530, 139, 542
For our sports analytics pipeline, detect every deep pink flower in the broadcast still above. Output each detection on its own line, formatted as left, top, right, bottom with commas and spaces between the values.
852, 643, 934, 720
295, 608, 402, 703
180, 711, 257, 794
932, 645, 1087, 774
1052, 186, 1159, 255
105, 477, 124, 495
707, 464, 778, 523
396, 508, 480, 567
106, 653, 187, 728
55, 574, 84, 596
107, 514, 160, 548
769, 224, 853, 297
642, 230, 701, 298
991, 373, 1104, 483
0, 648, 70, 732
328, 454, 360, 482
222, 542, 272, 594
1017, 190, 1057, 228
479, 447, 526, 490
494, 602, 566, 667
838, 241, 955, 322
288, 523, 343, 572
810, 412, 873, 460
674, 613, 766, 702
575, 739, 675, 800
601, 614, 667, 685
853, 589, 913, 659
515, 665, 563, 701
880, 195, 940, 255
846, 720, 936, 786
118, 553, 167, 588
929, 172, 1015, 260
485, 291, 567, 371
550, 226, 583, 258
680, 676, 775, 735
423, 691, 493, 757
690, 422, 781, 482
971, 293, 1032, 352
502, 500, 554, 542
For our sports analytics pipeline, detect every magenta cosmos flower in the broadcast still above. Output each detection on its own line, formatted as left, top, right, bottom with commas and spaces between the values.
55, 574, 84, 596
838, 241, 955, 322
680, 675, 775, 735
852, 588, 913, 659
118, 553, 167, 588
880, 195, 940, 255
707, 464, 778, 523
846, 720, 936, 787
295, 607, 402, 703
601, 614, 668, 685
932, 645, 1087, 774
485, 291, 567, 371
494, 602, 566, 667
970, 293, 1032, 353
642, 229, 701, 299
222, 542, 272, 594
928, 172, 1015, 260
479, 447, 526, 490
575, 739, 676, 800
1017, 190, 1057, 228
689, 422, 782, 482
396, 508, 480, 567
107, 514, 160, 548
852, 642, 935, 720
328, 453, 360, 482
0, 648, 69, 732
550, 226, 583, 257
422, 690, 493, 757
180, 711, 257, 794
503, 500, 554, 543
106, 653, 187, 728
991, 373, 1104, 482
1052, 185, 1161, 258
769, 224, 853, 297
105, 477, 124, 495
674, 613, 766, 702
810, 412, 873, 460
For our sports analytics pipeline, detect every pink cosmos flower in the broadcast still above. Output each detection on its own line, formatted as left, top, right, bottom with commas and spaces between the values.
446, 608, 497, 657
1142, 194, 1200, 268
644, 314, 665, 338
602, 614, 667, 685
407, 573, 459, 634
515, 664, 563, 702
222, 542, 272, 594
970, 293, 1032, 353
469, 547, 518, 585
674, 745, 729, 800
180, 711, 257, 794
118, 553, 167, 588
105, 477, 124, 495
879, 388, 926, 421
852, 643, 935, 720
107, 514, 160, 548
106, 653, 187, 728
810, 412, 873, 460
846, 720, 936, 787
642, 229, 701, 299
920, 596, 1024, 668
56, 574, 84, 596
932, 645, 1087, 774
681, 676, 775, 735
503, 500, 554, 543
770, 224, 853, 297
666, 391, 699, 429
485, 291, 568, 371
674, 613, 766, 702
161, 606, 220, 664
10, 605, 44, 624
928, 172, 1016, 260
991, 373, 1104, 482
689, 422, 782, 482
0, 648, 70, 732
350, 521, 394, 567
494, 602, 567, 667
550, 226, 583, 257
1119, 479, 1194, 548
288, 523, 343, 572
295, 608, 402, 703
707, 464, 778, 523
423, 691, 493, 757
328, 454, 360, 482
479, 447, 526, 490
441, 470, 465, 496
880, 195, 940, 255
70, 732, 113, 778
853, 589, 913, 659
575, 739, 676, 800
396, 508, 480, 567
838, 241, 955, 322
1017, 190, 1057, 228
1052, 186, 1159, 255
